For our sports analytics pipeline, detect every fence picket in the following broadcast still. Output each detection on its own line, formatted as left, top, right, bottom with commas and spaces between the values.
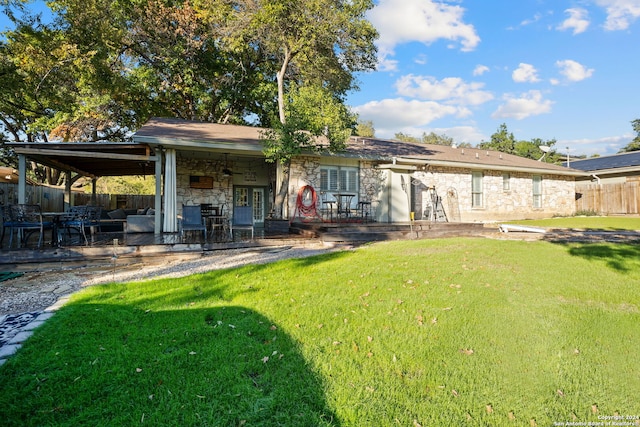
576, 182, 639, 215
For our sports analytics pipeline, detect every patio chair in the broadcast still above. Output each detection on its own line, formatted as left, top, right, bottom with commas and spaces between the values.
180, 204, 207, 239
7, 204, 53, 248
1, 205, 16, 248
209, 203, 230, 241
319, 191, 335, 222
58, 205, 101, 245
230, 206, 254, 240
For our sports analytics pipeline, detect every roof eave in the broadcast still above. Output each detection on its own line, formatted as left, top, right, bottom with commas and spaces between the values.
579, 165, 640, 175
394, 157, 589, 177
133, 135, 265, 156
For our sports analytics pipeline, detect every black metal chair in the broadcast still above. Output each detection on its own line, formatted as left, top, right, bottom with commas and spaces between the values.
319, 191, 335, 223
57, 205, 102, 246
7, 204, 53, 248
1, 205, 16, 248
180, 205, 207, 239
210, 203, 230, 241
357, 200, 372, 223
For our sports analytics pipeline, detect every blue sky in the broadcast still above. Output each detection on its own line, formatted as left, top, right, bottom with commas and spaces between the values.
2, 1, 639, 157
349, 0, 640, 156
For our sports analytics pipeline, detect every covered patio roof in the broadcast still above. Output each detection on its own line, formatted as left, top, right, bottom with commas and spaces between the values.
9, 141, 158, 179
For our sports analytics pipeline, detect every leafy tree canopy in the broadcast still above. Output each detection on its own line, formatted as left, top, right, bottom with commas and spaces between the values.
0, 0, 377, 192
393, 131, 472, 147
479, 123, 562, 163
478, 123, 516, 154
618, 119, 640, 153
355, 119, 375, 138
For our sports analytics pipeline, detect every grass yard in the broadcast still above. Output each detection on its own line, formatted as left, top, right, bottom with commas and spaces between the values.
1, 238, 639, 426
503, 216, 640, 231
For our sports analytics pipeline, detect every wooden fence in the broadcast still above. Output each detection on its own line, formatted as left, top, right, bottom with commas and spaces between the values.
575, 181, 640, 215
0, 183, 65, 212
0, 183, 154, 212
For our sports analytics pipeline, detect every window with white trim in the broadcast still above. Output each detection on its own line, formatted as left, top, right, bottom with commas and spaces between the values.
320, 166, 358, 193
532, 175, 542, 208
503, 173, 511, 191
472, 171, 483, 208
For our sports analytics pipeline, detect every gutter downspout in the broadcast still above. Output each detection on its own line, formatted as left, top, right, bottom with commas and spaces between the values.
591, 174, 601, 184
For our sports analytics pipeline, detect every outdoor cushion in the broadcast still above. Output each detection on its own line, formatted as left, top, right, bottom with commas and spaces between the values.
124, 215, 156, 233
107, 208, 127, 219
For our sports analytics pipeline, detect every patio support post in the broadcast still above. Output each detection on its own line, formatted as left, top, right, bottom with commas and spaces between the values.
64, 170, 72, 211
91, 178, 97, 205
154, 153, 162, 234
162, 148, 178, 233
18, 154, 26, 203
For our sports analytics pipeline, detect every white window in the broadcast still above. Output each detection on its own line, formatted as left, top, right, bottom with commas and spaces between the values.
320, 166, 358, 193
503, 173, 511, 191
472, 171, 483, 208
533, 175, 542, 208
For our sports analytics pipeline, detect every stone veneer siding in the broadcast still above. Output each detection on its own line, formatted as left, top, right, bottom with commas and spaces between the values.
176, 155, 233, 215
285, 157, 576, 222
413, 166, 575, 222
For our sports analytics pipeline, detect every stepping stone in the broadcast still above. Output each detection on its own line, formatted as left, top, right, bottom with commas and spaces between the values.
0, 344, 20, 359
23, 320, 46, 331
8, 330, 33, 345
34, 312, 54, 322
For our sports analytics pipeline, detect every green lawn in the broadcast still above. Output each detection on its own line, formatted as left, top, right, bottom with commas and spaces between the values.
1, 238, 639, 426
503, 216, 640, 231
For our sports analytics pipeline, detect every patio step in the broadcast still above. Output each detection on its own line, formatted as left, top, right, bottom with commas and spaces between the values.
290, 221, 485, 242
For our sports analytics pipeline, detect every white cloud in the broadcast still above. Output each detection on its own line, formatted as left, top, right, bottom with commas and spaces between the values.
377, 57, 399, 72
434, 126, 486, 145
394, 75, 494, 106
368, 0, 480, 66
561, 133, 635, 156
512, 63, 541, 83
353, 98, 469, 134
492, 90, 554, 120
414, 54, 428, 65
520, 13, 544, 27
555, 59, 594, 82
595, 0, 640, 30
473, 65, 490, 76
557, 8, 590, 34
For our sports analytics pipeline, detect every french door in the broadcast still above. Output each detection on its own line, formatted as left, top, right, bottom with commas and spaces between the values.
234, 186, 265, 224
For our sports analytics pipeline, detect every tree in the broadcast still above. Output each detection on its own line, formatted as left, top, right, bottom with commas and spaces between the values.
261, 84, 355, 218
394, 132, 419, 143
478, 123, 516, 154
0, 18, 96, 184
422, 132, 454, 146
209, 0, 377, 217
0, 0, 377, 208
355, 119, 375, 138
618, 119, 640, 152
393, 131, 461, 146
514, 137, 559, 162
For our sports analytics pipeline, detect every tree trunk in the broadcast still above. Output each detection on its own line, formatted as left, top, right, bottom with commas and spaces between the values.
276, 45, 292, 124
272, 160, 291, 219
273, 45, 294, 217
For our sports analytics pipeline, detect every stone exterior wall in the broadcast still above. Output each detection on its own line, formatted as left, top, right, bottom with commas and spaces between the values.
176, 156, 233, 215
359, 161, 387, 201
282, 157, 576, 222
287, 156, 321, 216
287, 157, 388, 217
413, 167, 575, 222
